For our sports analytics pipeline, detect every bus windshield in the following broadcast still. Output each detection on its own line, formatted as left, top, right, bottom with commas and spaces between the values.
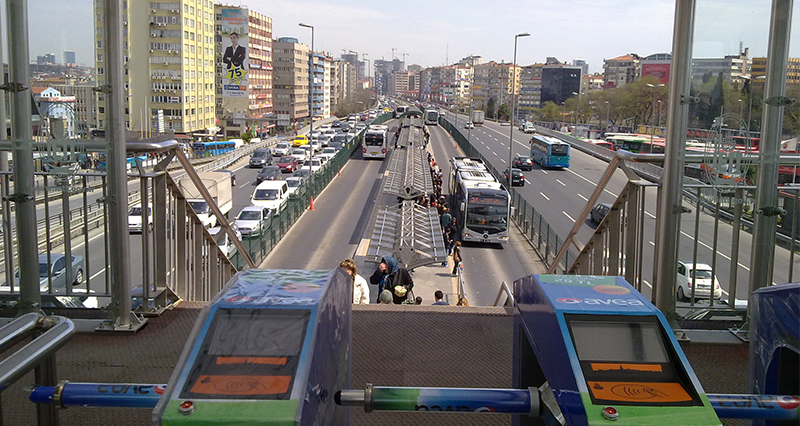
465, 197, 509, 232
551, 144, 569, 156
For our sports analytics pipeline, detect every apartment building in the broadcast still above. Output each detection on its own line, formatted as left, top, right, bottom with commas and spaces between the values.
603, 54, 641, 89
272, 37, 309, 128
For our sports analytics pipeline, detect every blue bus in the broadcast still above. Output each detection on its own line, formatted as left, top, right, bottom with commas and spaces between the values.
192, 140, 242, 156
530, 134, 570, 168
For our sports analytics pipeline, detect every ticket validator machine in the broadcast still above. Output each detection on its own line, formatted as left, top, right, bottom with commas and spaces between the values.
513, 274, 721, 426
152, 268, 352, 425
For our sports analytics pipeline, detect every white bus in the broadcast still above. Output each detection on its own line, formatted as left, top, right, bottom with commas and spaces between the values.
425, 109, 440, 125
448, 157, 511, 244
395, 105, 407, 118
363, 125, 388, 159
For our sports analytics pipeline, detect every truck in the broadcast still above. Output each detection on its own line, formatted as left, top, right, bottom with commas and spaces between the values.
177, 171, 233, 228
471, 110, 485, 126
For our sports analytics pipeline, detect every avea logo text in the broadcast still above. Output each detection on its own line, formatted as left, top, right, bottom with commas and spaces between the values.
556, 297, 644, 306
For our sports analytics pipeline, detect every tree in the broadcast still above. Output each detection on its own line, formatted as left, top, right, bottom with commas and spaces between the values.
540, 101, 561, 121
497, 103, 510, 121
486, 97, 497, 119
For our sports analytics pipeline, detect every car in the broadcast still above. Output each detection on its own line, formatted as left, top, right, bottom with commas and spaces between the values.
512, 155, 534, 171
464, 121, 474, 129
331, 120, 342, 128
500, 121, 511, 126
503, 168, 525, 186
293, 168, 312, 180
676, 262, 723, 301
301, 158, 323, 173
312, 137, 325, 151
590, 203, 612, 223
208, 226, 242, 257
330, 141, 345, 152
285, 176, 304, 196
290, 148, 309, 162
355, 123, 367, 132
340, 123, 351, 132
318, 124, 332, 131
256, 165, 282, 183
276, 156, 300, 173
251, 180, 289, 212
128, 206, 152, 233
273, 142, 290, 157
314, 155, 328, 168
292, 135, 309, 147
248, 148, 272, 168
331, 134, 347, 146
233, 205, 272, 237
14, 254, 85, 291
360, 113, 369, 121
319, 147, 337, 161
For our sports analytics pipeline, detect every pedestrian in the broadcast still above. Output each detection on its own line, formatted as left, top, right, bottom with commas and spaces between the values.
432, 290, 449, 305
440, 207, 452, 231
339, 259, 369, 304
369, 256, 414, 304
451, 241, 462, 277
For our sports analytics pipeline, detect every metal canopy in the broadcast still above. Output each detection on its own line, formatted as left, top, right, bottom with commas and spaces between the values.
365, 121, 446, 269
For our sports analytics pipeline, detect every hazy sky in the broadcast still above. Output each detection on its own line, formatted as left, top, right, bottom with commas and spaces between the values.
10, 0, 800, 73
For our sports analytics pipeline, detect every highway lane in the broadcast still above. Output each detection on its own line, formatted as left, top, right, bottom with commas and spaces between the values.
442, 110, 795, 305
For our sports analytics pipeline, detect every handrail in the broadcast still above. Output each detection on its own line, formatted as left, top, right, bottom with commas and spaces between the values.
0, 314, 75, 391
493, 281, 515, 307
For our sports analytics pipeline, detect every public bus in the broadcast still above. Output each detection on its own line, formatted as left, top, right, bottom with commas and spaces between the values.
192, 140, 241, 156
395, 105, 407, 118
603, 133, 651, 153
449, 157, 511, 244
530, 134, 571, 168
362, 125, 388, 159
588, 139, 615, 151
425, 109, 440, 125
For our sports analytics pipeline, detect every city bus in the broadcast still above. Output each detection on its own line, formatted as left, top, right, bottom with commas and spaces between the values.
425, 109, 440, 125
192, 140, 242, 156
449, 157, 511, 244
530, 134, 571, 168
362, 125, 388, 159
395, 105, 407, 118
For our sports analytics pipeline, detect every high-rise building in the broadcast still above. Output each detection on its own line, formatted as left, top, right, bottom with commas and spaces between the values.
541, 63, 582, 105
37, 53, 56, 65
691, 52, 749, 85
214, 6, 273, 138
519, 63, 543, 118
63, 50, 76, 65
572, 58, 589, 76
339, 60, 356, 104
94, 1, 217, 136
272, 37, 309, 128
603, 54, 641, 89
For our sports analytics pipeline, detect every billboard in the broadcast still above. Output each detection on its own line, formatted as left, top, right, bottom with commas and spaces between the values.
642, 63, 670, 84
220, 8, 249, 115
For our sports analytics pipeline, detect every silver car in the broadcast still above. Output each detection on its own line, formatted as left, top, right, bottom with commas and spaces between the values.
12, 254, 85, 292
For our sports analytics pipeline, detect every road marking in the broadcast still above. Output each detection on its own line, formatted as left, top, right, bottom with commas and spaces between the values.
90, 268, 107, 281
540, 192, 550, 201
642, 280, 653, 288
541, 170, 548, 175
679, 230, 750, 272
563, 211, 576, 222
73, 231, 106, 250
556, 179, 566, 187
649, 241, 655, 246
500, 158, 506, 163
238, 182, 251, 189
492, 151, 497, 156
566, 168, 618, 197
578, 194, 588, 201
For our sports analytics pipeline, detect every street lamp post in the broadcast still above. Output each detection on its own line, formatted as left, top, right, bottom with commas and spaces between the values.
299, 23, 314, 141
507, 32, 529, 186
604, 101, 610, 135
646, 83, 665, 145
657, 100, 663, 128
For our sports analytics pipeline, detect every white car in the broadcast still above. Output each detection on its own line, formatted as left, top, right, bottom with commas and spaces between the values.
273, 142, 290, 157
319, 147, 337, 161
207, 226, 242, 258
676, 262, 722, 301
285, 176, 304, 196
317, 124, 332, 131
290, 148, 308, 162
301, 158, 323, 173
251, 180, 289, 212
233, 205, 272, 237
128, 206, 152, 233
309, 139, 322, 153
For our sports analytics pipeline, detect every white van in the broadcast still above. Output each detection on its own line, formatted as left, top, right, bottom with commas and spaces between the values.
251, 180, 289, 213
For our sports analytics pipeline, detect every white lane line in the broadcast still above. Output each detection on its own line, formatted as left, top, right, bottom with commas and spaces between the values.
90, 268, 107, 281
680, 230, 750, 272
500, 158, 506, 163
556, 179, 566, 187
541, 170, 548, 175
563, 211, 576, 222
238, 182, 251, 189
649, 241, 655, 246
492, 151, 497, 157
540, 192, 550, 201
578, 194, 588, 201
645, 211, 656, 219
566, 168, 618, 197
73, 231, 106, 249
642, 280, 653, 289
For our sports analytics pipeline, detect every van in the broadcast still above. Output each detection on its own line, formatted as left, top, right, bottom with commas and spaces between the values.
251, 180, 289, 213
249, 148, 272, 168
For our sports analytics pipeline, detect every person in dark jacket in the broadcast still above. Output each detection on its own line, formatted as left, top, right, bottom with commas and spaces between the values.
369, 256, 414, 304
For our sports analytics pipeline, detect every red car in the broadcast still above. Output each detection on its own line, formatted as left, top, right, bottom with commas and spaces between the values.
276, 156, 299, 173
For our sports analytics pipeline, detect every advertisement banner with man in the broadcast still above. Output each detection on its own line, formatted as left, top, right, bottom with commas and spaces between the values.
220, 8, 249, 115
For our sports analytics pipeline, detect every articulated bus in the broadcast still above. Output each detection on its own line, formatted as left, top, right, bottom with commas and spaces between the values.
425, 109, 440, 125
363, 125, 388, 159
530, 134, 570, 168
449, 157, 511, 244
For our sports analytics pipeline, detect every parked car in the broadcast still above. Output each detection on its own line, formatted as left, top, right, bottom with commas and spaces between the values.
256, 166, 282, 183
248, 148, 272, 168
13, 254, 85, 291
503, 168, 525, 186
676, 262, 723, 301
128, 206, 152, 233
233, 205, 272, 237
512, 155, 534, 171
590, 203, 612, 223
276, 156, 300, 173
207, 226, 242, 258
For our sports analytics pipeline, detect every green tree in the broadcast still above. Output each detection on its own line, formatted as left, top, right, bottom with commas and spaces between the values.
486, 97, 497, 119
241, 132, 253, 143
540, 101, 561, 121
497, 103, 510, 121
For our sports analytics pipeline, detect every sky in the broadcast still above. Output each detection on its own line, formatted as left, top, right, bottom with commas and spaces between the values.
8, 0, 800, 74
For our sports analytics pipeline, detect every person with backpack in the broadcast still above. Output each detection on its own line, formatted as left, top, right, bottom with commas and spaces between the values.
369, 256, 414, 304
